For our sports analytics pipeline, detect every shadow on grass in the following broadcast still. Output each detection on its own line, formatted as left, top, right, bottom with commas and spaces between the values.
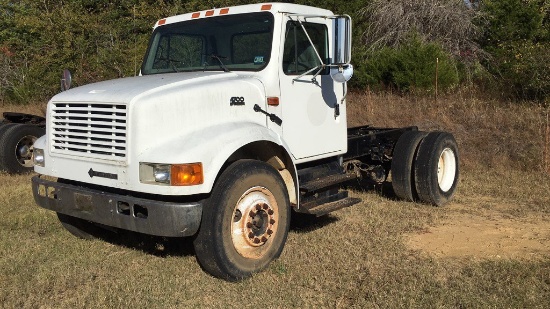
96, 229, 196, 258
290, 211, 339, 233
347, 179, 398, 201
84, 181, 399, 257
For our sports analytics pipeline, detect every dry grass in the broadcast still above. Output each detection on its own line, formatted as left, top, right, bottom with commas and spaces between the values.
1, 92, 550, 308
347, 90, 548, 171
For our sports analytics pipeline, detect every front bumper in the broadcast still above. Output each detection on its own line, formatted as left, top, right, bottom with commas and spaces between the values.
32, 176, 203, 237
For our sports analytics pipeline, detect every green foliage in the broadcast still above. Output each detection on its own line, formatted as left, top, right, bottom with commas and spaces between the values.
0, 0, 548, 103
362, 36, 460, 94
478, 0, 549, 100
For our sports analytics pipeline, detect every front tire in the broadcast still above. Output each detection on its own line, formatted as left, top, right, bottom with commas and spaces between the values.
193, 160, 290, 281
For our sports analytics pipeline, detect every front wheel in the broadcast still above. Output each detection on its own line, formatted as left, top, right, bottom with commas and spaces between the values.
193, 160, 290, 281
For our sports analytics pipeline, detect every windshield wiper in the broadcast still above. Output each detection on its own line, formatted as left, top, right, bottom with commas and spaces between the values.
208, 54, 230, 72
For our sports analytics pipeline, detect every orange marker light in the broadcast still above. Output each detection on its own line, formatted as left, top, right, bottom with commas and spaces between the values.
158, 19, 166, 26
205, 10, 214, 16
220, 8, 229, 15
267, 97, 279, 106
191, 12, 200, 19
261, 4, 272, 11
171, 163, 204, 186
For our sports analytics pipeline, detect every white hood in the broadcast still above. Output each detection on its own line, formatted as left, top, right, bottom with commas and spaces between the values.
51, 72, 235, 103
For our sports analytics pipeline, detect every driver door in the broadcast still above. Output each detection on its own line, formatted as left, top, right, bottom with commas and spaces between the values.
278, 19, 347, 161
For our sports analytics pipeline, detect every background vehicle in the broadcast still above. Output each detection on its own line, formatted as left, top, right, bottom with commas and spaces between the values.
31, 3, 459, 281
0, 113, 46, 174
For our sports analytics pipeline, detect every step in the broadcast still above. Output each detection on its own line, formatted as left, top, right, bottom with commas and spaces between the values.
301, 197, 362, 217
299, 173, 358, 193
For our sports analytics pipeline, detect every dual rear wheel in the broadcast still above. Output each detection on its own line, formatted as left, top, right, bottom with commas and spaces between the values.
0, 123, 45, 174
391, 131, 459, 206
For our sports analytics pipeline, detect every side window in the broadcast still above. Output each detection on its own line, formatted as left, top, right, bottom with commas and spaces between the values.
152, 34, 203, 70
282, 21, 328, 75
232, 32, 271, 67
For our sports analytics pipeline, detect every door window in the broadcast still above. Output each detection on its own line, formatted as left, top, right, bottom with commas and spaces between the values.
282, 21, 328, 75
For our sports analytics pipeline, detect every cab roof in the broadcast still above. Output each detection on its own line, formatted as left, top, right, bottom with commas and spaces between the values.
154, 3, 334, 29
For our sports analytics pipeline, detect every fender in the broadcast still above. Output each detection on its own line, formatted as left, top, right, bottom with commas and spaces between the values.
137, 121, 297, 195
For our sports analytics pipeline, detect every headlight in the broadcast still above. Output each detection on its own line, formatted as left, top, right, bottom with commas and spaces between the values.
153, 165, 171, 184
33, 148, 45, 167
140, 162, 203, 186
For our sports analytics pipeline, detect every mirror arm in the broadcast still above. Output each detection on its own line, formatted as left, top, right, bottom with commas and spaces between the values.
292, 65, 323, 83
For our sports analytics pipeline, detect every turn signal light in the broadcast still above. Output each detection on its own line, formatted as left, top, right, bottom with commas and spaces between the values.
171, 163, 203, 186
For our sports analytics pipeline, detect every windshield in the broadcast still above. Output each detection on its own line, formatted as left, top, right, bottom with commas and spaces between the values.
141, 12, 274, 75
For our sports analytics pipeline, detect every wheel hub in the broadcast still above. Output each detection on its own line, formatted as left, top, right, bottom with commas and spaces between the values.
437, 147, 456, 192
231, 187, 279, 258
15, 135, 37, 167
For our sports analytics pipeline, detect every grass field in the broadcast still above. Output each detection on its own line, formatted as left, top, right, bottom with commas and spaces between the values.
1, 92, 549, 308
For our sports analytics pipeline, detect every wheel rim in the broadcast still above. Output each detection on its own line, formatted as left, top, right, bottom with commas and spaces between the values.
437, 147, 456, 192
15, 135, 37, 167
231, 186, 279, 259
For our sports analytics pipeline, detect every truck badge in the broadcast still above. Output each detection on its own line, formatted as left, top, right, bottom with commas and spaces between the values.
230, 97, 245, 106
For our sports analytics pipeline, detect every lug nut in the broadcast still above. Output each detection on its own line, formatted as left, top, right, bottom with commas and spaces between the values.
263, 204, 269, 210
248, 232, 254, 239
249, 210, 255, 218
268, 209, 274, 215
261, 236, 267, 242
246, 222, 253, 228
255, 204, 262, 210
267, 229, 273, 235
270, 219, 276, 225
253, 238, 261, 244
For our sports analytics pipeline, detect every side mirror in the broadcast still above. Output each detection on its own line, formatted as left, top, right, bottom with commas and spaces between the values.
332, 16, 351, 65
61, 69, 72, 91
330, 64, 353, 83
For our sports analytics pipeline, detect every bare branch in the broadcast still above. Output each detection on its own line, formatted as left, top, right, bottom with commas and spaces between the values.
361, 0, 483, 60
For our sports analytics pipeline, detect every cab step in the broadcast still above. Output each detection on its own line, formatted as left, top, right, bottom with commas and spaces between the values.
299, 173, 357, 193
299, 196, 362, 217
297, 190, 362, 216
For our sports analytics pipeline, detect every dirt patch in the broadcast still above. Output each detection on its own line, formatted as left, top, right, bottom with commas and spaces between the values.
407, 201, 550, 260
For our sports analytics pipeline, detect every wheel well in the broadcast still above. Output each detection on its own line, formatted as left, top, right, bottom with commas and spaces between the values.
2, 112, 46, 127
224, 141, 297, 206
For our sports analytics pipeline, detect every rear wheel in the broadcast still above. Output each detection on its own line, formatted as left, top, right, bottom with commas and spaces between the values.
414, 131, 459, 206
391, 130, 427, 202
0, 123, 45, 174
193, 160, 290, 281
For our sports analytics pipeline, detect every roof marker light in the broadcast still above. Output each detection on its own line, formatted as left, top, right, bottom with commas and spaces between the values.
205, 10, 214, 16
220, 8, 229, 15
261, 4, 272, 11
191, 12, 200, 19
158, 19, 166, 26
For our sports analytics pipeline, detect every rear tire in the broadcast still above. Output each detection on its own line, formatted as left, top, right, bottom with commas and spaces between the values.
391, 130, 427, 202
414, 131, 459, 206
0, 123, 45, 174
193, 160, 290, 281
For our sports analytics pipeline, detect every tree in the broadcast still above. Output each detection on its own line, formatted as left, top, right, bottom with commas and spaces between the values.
478, 0, 549, 100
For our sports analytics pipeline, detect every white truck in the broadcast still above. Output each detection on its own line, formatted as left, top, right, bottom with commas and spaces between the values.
32, 3, 459, 281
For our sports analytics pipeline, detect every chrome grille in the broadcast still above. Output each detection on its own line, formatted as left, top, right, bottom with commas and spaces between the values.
51, 102, 127, 160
